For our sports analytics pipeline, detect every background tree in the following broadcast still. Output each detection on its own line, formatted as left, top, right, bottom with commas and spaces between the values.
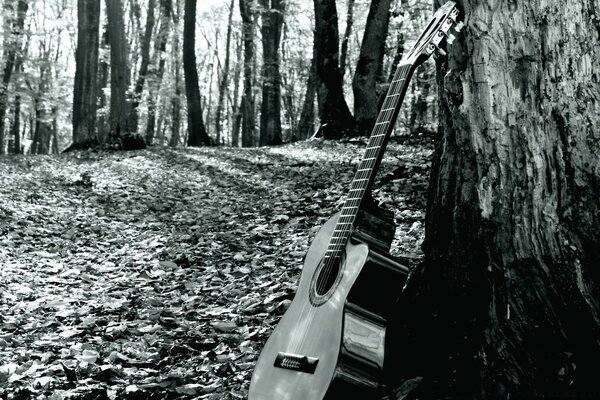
239, 0, 257, 147
130, 0, 156, 134
71, 0, 100, 149
388, 0, 600, 398
258, 0, 284, 146
106, 0, 144, 149
0, 0, 28, 154
214, 0, 235, 145
313, 0, 354, 139
352, 0, 392, 136
183, 0, 210, 146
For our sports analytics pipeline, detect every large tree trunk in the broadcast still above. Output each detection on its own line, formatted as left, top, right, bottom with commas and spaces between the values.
183, 0, 210, 146
388, 0, 600, 398
239, 0, 257, 147
72, 0, 100, 149
351, 0, 392, 136
106, 0, 143, 149
0, 0, 28, 155
313, 0, 354, 139
258, 0, 284, 146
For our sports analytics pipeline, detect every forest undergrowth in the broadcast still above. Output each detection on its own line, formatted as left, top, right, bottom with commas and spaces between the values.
0, 138, 432, 399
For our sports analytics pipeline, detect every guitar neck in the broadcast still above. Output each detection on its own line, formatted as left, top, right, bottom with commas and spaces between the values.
326, 61, 415, 258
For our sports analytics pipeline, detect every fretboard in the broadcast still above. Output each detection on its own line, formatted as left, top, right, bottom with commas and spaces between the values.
325, 62, 415, 259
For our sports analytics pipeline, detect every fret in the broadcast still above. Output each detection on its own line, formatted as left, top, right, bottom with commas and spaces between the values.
341, 206, 357, 210
374, 121, 389, 126
380, 107, 395, 112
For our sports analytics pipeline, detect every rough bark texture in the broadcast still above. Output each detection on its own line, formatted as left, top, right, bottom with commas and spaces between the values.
106, 0, 137, 144
72, 0, 100, 149
239, 0, 256, 147
0, 0, 28, 155
352, 0, 392, 136
183, 0, 210, 146
296, 52, 316, 140
313, 0, 354, 139
387, 0, 600, 398
258, 0, 284, 146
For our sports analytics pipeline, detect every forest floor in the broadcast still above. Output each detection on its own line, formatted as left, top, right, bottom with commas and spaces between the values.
0, 138, 432, 400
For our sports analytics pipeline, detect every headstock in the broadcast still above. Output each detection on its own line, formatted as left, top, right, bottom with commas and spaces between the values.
400, 1, 463, 67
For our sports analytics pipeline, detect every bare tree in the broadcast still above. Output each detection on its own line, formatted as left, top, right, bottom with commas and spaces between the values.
258, 0, 284, 146
71, 0, 100, 149
313, 0, 353, 139
183, 0, 211, 146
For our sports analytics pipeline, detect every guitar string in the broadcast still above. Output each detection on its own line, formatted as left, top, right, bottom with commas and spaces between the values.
289, 63, 412, 355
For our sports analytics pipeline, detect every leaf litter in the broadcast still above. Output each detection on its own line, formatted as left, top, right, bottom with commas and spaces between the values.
0, 138, 432, 399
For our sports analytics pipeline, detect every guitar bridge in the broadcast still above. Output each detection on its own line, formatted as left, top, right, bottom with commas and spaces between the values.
274, 352, 319, 374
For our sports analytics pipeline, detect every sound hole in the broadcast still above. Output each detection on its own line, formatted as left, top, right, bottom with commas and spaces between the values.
315, 259, 340, 296
309, 256, 344, 306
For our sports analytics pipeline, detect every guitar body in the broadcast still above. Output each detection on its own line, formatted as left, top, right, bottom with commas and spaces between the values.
249, 213, 408, 400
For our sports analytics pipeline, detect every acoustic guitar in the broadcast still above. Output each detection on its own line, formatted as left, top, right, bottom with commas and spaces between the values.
249, 3, 463, 399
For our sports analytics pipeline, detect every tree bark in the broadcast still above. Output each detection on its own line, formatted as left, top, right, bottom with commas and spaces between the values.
258, 0, 284, 146
72, 0, 100, 149
388, 1, 600, 398
339, 0, 354, 82
296, 51, 316, 140
130, 0, 156, 134
313, 0, 354, 139
146, 0, 172, 145
0, 0, 28, 155
106, 0, 143, 149
215, 0, 235, 145
351, 0, 392, 136
231, 32, 243, 147
183, 0, 211, 146
239, 0, 256, 147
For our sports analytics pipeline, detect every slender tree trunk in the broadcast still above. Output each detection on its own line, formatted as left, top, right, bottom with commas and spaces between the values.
0, 0, 28, 155
388, 1, 600, 398
146, 0, 172, 145
97, 26, 110, 141
215, 0, 235, 144
313, 0, 353, 139
339, 0, 354, 82
296, 52, 316, 140
170, 57, 182, 147
183, 0, 210, 146
11, 93, 20, 153
130, 0, 156, 133
351, 0, 392, 136
231, 33, 243, 147
72, 0, 100, 149
239, 0, 256, 147
258, 0, 284, 146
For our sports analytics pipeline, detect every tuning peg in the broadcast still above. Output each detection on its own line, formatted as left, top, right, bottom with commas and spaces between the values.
446, 33, 456, 45
455, 21, 464, 32
436, 47, 447, 57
